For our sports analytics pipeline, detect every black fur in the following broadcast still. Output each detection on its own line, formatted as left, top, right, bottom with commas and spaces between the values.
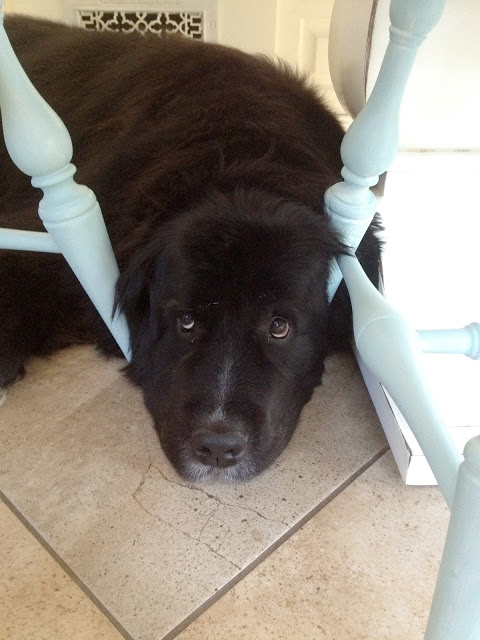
0, 16, 381, 481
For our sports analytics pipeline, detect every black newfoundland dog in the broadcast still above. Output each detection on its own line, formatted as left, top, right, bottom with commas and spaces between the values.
0, 16, 380, 481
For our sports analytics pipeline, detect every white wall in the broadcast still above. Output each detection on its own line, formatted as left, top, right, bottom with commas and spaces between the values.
217, 0, 277, 55
368, 0, 480, 151
3, 0, 63, 20
380, 151, 480, 428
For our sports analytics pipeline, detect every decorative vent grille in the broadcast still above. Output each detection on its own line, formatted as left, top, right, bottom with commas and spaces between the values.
77, 10, 204, 39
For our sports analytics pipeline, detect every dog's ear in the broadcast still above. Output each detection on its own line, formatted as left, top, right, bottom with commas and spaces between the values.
115, 241, 166, 350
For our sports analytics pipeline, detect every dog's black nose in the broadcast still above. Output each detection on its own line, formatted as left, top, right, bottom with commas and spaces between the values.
191, 429, 247, 467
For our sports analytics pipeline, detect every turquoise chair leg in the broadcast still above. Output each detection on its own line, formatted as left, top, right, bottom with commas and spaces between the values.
425, 436, 480, 640
327, 1, 479, 634
33, 168, 132, 361
0, 5, 131, 361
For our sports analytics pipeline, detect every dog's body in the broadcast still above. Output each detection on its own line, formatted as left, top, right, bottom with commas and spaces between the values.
0, 17, 380, 481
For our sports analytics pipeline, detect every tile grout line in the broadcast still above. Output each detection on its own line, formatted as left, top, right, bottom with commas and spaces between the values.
1, 445, 390, 640
163, 445, 391, 640
0, 489, 135, 640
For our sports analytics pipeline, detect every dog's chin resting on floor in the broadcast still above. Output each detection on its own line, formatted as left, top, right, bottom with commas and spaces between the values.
0, 16, 381, 482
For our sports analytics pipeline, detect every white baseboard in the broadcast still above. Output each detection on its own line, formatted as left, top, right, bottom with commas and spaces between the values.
355, 347, 480, 485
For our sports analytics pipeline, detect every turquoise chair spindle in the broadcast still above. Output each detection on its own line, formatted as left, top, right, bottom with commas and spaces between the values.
325, 1, 480, 638
0, 2, 131, 361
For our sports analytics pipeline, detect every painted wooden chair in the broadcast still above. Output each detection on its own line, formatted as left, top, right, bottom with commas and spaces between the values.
326, 0, 479, 637
0, 1, 478, 637
0, 0, 131, 360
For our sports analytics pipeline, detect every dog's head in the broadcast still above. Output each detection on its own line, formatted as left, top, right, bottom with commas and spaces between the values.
117, 188, 343, 481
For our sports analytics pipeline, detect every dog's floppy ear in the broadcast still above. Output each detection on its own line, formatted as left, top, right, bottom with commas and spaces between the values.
115, 240, 166, 349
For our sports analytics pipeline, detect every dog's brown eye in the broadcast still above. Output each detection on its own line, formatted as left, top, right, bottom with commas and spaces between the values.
179, 312, 195, 332
269, 317, 290, 339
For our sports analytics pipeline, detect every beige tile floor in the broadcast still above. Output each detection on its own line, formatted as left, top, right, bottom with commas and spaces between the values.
0, 346, 450, 640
